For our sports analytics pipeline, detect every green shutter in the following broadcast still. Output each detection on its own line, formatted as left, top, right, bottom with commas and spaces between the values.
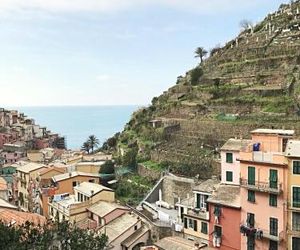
293, 187, 300, 208
270, 218, 278, 236
248, 167, 255, 185
226, 153, 233, 163
194, 220, 197, 231
293, 161, 300, 175
269, 169, 278, 189
201, 222, 208, 234
226, 171, 233, 182
269, 194, 277, 207
196, 193, 200, 208
248, 190, 255, 202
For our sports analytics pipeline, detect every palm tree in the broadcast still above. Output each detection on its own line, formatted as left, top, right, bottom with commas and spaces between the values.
88, 135, 99, 153
194, 47, 208, 63
81, 141, 91, 154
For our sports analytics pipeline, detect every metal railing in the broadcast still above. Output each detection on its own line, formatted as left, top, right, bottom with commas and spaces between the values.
240, 178, 282, 194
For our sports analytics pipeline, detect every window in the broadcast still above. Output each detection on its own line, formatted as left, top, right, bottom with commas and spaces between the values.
248, 190, 255, 203
269, 170, 278, 189
269, 194, 277, 207
184, 218, 187, 228
248, 167, 255, 185
292, 237, 300, 250
199, 194, 208, 211
270, 218, 278, 236
293, 187, 300, 208
269, 240, 278, 250
226, 153, 233, 163
72, 181, 77, 187
292, 212, 300, 231
196, 193, 200, 208
134, 225, 138, 231
89, 179, 95, 183
193, 220, 197, 232
247, 213, 255, 227
226, 171, 233, 182
188, 219, 193, 228
201, 222, 208, 234
293, 161, 300, 175
214, 225, 222, 237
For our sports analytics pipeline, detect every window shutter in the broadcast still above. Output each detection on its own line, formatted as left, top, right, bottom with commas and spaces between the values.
184, 218, 187, 228
194, 220, 197, 231
248, 167, 255, 185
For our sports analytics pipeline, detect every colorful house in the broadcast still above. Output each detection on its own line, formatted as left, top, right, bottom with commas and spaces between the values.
239, 129, 292, 250
181, 178, 220, 244
207, 185, 241, 249
220, 138, 251, 185
285, 140, 300, 249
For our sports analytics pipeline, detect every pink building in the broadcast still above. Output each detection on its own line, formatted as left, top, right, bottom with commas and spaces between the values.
239, 129, 292, 250
221, 139, 251, 185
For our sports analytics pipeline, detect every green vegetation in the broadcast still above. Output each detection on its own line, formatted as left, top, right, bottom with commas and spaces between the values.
140, 160, 167, 171
99, 160, 115, 174
115, 175, 154, 206
190, 67, 203, 86
0, 220, 108, 250
194, 47, 208, 63
81, 135, 100, 154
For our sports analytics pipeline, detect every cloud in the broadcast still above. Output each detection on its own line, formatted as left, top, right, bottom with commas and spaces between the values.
0, 0, 275, 14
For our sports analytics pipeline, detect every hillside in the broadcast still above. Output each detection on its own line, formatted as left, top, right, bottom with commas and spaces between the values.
110, 1, 300, 178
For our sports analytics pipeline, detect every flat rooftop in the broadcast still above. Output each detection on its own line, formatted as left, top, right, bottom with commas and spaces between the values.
52, 171, 99, 182
17, 162, 46, 173
251, 129, 294, 136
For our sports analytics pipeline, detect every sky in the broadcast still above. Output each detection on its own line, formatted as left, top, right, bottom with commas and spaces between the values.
0, 0, 288, 106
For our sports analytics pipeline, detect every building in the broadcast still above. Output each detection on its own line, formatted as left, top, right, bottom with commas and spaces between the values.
48, 182, 114, 222
239, 129, 292, 250
99, 212, 149, 250
16, 162, 47, 212
220, 138, 251, 185
285, 140, 300, 249
181, 178, 220, 244
0, 208, 46, 226
75, 161, 105, 174
207, 185, 241, 249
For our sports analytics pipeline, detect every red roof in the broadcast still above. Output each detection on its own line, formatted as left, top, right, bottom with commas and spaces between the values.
0, 209, 46, 226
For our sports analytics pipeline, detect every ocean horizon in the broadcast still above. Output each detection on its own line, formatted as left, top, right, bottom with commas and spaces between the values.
7, 105, 140, 150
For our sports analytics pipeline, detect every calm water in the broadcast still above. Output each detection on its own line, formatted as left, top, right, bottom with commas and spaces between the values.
11, 106, 139, 150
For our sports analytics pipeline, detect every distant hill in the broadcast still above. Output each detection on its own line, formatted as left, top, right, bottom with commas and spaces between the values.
111, 1, 300, 178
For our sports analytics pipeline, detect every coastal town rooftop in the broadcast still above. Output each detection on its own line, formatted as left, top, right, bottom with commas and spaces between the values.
207, 185, 240, 208
52, 171, 99, 182
16, 162, 46, 173
74, 182, 112, 197
87, 200, 128, 218
220, 138, 252, 152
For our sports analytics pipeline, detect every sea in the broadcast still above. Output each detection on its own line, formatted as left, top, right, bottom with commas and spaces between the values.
11, 106, 139, 150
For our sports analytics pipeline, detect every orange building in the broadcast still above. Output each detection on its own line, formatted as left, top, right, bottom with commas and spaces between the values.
40, 171, 100, 217
239, 129, 292, 250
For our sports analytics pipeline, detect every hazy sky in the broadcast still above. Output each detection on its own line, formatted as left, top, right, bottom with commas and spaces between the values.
0, 0, 286, 106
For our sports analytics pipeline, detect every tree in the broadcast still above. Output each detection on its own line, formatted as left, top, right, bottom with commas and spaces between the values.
81, 141, 91, 154
0, 220, 108, 250
87, 135, 100, 153
194, 47, 208, 63
240, 19, 253, 31
100, 160, 115, 174
122, 148, 138, 170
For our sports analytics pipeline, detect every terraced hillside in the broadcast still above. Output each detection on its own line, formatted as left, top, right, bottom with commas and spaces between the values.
111, 1, 300, 178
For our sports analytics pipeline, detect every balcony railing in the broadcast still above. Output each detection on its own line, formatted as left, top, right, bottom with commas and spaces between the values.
187, 208, 210, 220
240, 224, 284, 242
240, 178, 282, 194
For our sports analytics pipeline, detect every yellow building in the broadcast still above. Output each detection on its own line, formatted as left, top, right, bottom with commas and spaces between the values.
285, 140, 300, 249
48, 182, 114, 222
16, 162, 47, 212
75, 161, 105, 174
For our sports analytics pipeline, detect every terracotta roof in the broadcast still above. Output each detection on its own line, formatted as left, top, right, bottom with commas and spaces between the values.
74, 182, 112, 197
87, 201, 128, 217
221, 139, 251, 151
285, 140, 300, 158
40, 167, 65, 176
52, 171, 99, 182
17, 162, 46, 173
207, 184, 240, 208
0, 209, 46, 226
154, 236, 207, 250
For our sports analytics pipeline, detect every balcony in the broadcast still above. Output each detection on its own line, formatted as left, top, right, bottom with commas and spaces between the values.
240, 225, 285, 242
240, 178, 282, 194
239, 151, 286, 165
187, 208, 210, 221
